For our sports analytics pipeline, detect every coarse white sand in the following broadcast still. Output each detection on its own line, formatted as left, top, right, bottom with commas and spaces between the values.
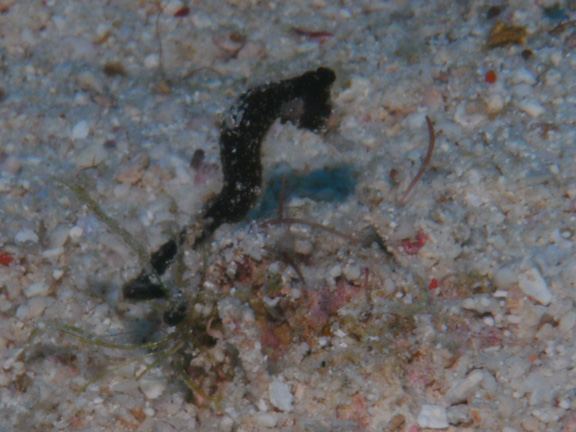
1, 1, 576, 431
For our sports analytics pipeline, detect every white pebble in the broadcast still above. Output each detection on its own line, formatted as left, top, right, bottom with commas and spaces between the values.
493, 266, 516, 290
561, 258, 576, 289
532, 408, 561, 423
71, 120, 90, 140
53, 269, 64, 281
343, 264, 362, 281
175, 165, 192, 184
559, 311, 576, 333
446, 405, 469, 425
255, 412, 277, 428
550, 50, 563, 66
544, 69, 562, 87
74, 92, 90, 107
294, 239, 313, 255
417, 404, 449, 429
24, 281, 50, 298
52, 15, 65, 31
237, 40, 266, 60
42, 247, 64, 260
75, 143, 107, 168
268, 379, 293, 412
77, 71, 105, 94
517, 99, 545, 118
59, 36, 97, 61
519, 267, 552, 305
483, 316, 495, 326
486, 93, 504, 114
462, 294, 496, 314
15, 304, 29, 320
139, 377, 166, 399
241, 306, 255, 323
15, 228, 38, 243
511, 67, 537, 85
49, 224, 71, 248
116, 153, 150, 184
113, 183, 131, 199
27, 297, 47, 318
144, 53, 160, 69
99, 233, 132, 262
69, 226, 84, 241
454, 102, 486, 128
481, 370, 498, 394
334, 328, 347, 338
0, 373, 9, 387
191, 10, 213, 28
329, 264, 342, 278
96, 23, 110, 38
21, 28, 36, 46
445, 369, 484, 405
405, 112, 426, 130
3, 155, 21, 175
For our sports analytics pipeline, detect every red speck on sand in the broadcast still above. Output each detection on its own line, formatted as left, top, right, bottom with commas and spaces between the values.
401, 231, 429, 255
485, 70, 497, 83
0, 253, 14, 266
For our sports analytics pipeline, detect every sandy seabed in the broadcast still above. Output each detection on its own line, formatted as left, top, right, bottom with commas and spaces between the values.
1, 1, 576, 431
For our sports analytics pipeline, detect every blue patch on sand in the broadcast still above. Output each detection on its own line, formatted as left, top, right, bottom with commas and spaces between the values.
249, 164, 356, 219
